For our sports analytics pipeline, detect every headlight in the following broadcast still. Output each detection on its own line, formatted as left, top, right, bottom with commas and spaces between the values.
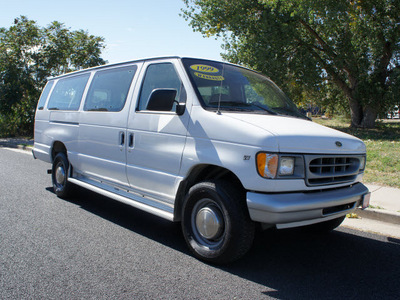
359, 156, 366, 171
256, 153, 298, 179
279, 157, 295, 176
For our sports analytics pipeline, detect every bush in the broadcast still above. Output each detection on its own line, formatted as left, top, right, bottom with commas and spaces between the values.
0, 99, 35, 137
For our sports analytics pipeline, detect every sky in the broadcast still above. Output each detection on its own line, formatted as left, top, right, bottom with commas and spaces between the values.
0, 0, 225, 63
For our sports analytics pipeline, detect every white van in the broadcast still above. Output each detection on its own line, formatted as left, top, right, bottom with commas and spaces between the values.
33, 57, 370, 263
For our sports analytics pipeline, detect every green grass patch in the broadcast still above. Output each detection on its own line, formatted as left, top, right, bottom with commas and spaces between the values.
314, 117, 400, 188
369, 205, 384, 210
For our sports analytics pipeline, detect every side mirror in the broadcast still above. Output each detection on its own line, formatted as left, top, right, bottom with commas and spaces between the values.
146, 89, 185, 115
146, 89, 175, 111
175, 103, 185, 115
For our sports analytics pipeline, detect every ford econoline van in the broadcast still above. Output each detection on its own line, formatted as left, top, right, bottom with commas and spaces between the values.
33, 57, 370, 263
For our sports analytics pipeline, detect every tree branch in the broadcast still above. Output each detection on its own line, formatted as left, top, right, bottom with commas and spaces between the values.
298, 19, 337, 58
298, 19, 359, 90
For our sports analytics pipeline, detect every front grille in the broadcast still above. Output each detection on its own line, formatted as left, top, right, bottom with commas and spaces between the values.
305, 155, 362, 186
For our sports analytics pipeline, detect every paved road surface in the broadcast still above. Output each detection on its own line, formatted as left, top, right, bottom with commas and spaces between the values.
1, 148, 399, 299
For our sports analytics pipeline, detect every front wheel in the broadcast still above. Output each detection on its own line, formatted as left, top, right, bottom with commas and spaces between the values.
181, 180, 255, 264
52, 152, 74, 199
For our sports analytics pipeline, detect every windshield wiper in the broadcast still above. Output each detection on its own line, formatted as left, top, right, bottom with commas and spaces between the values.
87, 108, 109, 111
208, 101, 280, 114
270, 107, 309, 120
250, 103, 278, 115
220, 107, 252, 112
209, 101, 251, 107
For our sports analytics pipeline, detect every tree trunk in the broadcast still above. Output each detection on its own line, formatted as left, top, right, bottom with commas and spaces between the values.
348, 97, 376, 129
348, 95, 363, 128
361, 106, 378, 129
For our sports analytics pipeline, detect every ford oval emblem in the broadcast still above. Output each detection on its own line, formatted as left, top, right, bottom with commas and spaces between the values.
335, 141, 343, 147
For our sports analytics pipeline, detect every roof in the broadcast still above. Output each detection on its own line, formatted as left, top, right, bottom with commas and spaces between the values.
48, 56, 229, 80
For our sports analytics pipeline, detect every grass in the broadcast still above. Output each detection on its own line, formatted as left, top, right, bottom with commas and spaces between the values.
369, 205, 384, 210
314, 116, 400, 189
346, 213, 360, 219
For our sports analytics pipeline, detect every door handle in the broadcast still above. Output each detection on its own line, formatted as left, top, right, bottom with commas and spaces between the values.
128, 133, 134, 148
119, 131, 125, 146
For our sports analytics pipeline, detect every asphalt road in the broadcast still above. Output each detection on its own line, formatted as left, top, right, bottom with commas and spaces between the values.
1, 147, 399, 299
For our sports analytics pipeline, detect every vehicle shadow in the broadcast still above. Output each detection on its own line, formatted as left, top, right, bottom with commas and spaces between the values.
228, 229, 400, 299
47, 186, 187, 253
57, 186, 400, 299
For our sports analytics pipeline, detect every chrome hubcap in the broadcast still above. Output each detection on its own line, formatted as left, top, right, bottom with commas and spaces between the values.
55, 165, 65, 185
195, 205, 223, 240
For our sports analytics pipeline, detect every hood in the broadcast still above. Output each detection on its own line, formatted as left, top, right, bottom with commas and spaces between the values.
226, 114, 366, 154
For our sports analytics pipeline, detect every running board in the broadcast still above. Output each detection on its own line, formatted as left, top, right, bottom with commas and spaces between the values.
68, 178, 174, 221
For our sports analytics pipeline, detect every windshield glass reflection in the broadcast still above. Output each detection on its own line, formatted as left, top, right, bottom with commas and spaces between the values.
182, 58, 307, 119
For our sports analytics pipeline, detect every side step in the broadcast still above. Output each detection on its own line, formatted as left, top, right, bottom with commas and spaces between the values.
68, 177, 175, 222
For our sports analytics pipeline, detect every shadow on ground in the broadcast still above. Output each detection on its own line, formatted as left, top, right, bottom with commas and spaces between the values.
55, 186, 400, 299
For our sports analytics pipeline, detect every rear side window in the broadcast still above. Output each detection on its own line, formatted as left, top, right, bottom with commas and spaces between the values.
84, 65, 137, 112
37, 81, 54, 110
47, 74, 90, 111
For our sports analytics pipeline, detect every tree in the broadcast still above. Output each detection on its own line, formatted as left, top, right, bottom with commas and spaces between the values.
0, 16, 106, 136
182, 0, 400, 128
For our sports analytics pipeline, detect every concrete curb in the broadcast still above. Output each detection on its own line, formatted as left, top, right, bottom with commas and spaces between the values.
356, 207, 400, 225
0, 143, 33, 152
16, 145, 34, 151
0, 138, 33, 149
18, 145, 33, 151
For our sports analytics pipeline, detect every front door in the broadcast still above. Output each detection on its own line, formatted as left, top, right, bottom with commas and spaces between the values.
126, 59, 190, 203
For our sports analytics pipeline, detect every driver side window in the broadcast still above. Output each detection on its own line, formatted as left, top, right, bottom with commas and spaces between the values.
137, 63, 185, 111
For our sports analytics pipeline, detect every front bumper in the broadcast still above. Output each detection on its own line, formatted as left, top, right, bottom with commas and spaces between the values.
247, 183, 370, 229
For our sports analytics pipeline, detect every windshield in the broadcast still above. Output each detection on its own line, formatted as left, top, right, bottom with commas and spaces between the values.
182, 58, 307, 119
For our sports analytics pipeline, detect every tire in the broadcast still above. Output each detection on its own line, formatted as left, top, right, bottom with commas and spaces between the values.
52, 152, 74, 199
304, 216, 346, 233
181, 180, 255, 264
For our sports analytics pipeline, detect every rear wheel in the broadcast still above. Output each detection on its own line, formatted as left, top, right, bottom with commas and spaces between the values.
52, 152, 74, 199
181, 180, 255, 264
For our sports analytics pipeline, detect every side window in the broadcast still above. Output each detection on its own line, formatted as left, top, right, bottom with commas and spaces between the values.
47, 74, 90, 111
37, 81, 54, 110
84, 65, 137, 112
138, 63, 185, 111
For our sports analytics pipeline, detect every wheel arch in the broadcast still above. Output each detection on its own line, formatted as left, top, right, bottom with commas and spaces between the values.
51, 141, 67, 162
173, 164, 245, 221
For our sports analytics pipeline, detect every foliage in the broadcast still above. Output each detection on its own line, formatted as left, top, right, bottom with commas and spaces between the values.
0, 16, 106, 137
182, 0, 400, 128
314, 117, 400, 188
